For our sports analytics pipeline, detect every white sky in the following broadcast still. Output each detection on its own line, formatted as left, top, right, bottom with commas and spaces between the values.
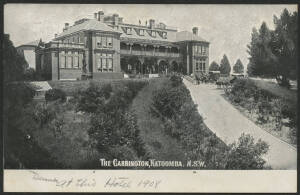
4, 4, 297, 67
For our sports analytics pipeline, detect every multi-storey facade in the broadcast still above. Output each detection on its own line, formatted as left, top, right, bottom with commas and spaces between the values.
35, 11, 209, 80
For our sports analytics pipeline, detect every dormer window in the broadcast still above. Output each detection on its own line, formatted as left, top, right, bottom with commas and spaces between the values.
162, 32, 167, 39
139, 29, 145, 36
151, 31, 156, 37
126, 28, 132, 35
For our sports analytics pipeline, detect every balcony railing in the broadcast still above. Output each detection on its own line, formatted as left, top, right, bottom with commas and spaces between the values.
120, 49, 180, 58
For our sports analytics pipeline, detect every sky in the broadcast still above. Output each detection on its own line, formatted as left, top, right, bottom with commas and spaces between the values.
4, 4, 297, 68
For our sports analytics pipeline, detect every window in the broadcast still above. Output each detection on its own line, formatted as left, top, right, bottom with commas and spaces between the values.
73, 56, 79, 68
195, 45, 198, 53
162, 32, 167, 39
195, 62, 199, 71
202, 47, 206, 55
195, 59, 206, 72
151, 31, 156, 37
127, 28, 132, 35
96, 36, 102, 48
79, 53, 83, 67
97, 36, 113, 48
60, 56, 66, 68
67, 56, 72, 68
107, 37, 113, 47
139, 29, 144, 36
101, 37, 107, 47
97, 53, 113, 72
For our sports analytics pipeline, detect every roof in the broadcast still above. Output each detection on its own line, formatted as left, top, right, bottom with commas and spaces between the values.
54, 18, 208, 44
55, 19, 120, 39
175, 31, 208, 43
17, 40, 40, 48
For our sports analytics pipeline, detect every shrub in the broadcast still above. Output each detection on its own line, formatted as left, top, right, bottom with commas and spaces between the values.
83, 81, 148, 160
152, 84, 190, 118
74, 83, 112, 113
45, 88, 66, 102
88, 110, 146, 159
225, 133, 269, 169
169, 74, 182, 87
33, 103, 57, 128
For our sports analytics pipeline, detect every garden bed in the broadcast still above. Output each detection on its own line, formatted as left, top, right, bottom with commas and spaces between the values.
224, 78, 297, 146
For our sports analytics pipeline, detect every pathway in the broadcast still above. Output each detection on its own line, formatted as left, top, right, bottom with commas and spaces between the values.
183, 79, 297, 170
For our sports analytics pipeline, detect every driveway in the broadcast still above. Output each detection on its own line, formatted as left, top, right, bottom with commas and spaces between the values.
183, 79, 297, 170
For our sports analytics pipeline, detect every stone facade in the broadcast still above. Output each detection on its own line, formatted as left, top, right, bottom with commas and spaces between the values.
35, 11, 209, 80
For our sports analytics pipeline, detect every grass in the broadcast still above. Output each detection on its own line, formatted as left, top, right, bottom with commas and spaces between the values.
29, 79, 150, 168
129, 78, 187, 162
250, 78, 297, 105
31, 102, 98, 168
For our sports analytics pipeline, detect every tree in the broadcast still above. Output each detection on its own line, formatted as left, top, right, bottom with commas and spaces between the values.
219, 54, 231, 76
3, 34, 28, 83
247, 22, 275, 77
233, 59, 244, 73
270, 9, 298, 87
247, 9, 297, 88
209, 61, 220, 71
247, 28, 260, 76
226, 133, 269, 169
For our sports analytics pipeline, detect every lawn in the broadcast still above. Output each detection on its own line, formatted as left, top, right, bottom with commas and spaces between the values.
129, 78, 187, 162
250, 78, 297, 105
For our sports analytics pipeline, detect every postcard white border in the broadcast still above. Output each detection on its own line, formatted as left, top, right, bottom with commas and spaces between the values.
3, 170, 297, 192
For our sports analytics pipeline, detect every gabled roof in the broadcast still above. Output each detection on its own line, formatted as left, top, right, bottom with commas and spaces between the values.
175, 31, 209, 43
55, 19, 120, 39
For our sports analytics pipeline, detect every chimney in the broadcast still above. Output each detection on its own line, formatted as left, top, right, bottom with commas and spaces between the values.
149, 19, 155, 29
113, 14, 119, 25
63, 23, 69, 31
54, 33, 58, 38
192, 27, 198, 35
98, 11, 104, 21
94, 12, 98, 19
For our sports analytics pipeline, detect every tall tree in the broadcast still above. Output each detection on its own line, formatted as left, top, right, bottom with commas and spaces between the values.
247, 22, 275, 77
247, 28, 260, 76
270, 9, 298, 87
233, 59, 244, 73
209, 61, 220, 71
3, 34, 28, 83
219, 54, 231, 76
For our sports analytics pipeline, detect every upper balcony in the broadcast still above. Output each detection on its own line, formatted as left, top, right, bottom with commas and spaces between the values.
120, 42, 180, 58
120, 49, 180, 58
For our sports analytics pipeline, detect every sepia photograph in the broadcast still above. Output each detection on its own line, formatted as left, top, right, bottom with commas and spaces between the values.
2, 2, 298, 192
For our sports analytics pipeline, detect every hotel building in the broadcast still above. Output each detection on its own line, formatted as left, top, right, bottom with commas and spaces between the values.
35, 11, 210, 80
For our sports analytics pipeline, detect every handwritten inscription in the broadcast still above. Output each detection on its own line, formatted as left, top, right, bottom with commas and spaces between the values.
29, 171, 162, 190
30, 171, 96, 188
104, 177, 162, 189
